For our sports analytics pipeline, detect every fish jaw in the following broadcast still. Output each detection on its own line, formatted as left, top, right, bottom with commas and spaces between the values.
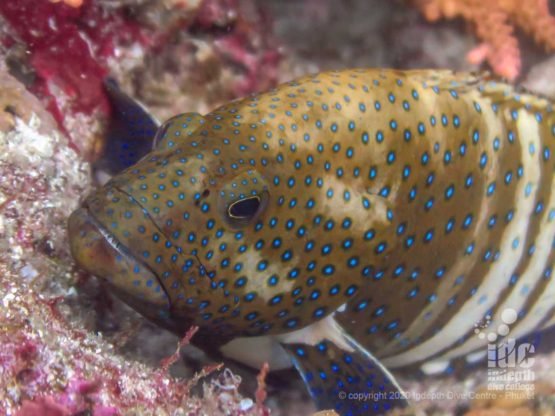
68, 202, 173, 323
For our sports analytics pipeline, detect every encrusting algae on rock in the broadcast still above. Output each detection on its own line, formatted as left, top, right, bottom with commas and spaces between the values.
0, 58, 275, 416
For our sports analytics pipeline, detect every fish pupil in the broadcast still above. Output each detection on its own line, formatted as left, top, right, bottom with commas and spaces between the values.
228, 196, 261, 219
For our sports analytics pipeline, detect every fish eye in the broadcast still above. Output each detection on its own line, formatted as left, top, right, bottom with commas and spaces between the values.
228, 196, 261, 219
218, 169, 270, 228
224, 191, 269, 228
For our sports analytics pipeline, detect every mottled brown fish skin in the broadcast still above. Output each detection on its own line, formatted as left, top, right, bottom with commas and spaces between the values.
68, 69, 555, 368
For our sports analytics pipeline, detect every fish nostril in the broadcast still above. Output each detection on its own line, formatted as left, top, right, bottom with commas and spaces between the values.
195, 189, 210, 207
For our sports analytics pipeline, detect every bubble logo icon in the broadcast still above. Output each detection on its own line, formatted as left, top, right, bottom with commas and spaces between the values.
480, 308, 536, 369
474, 308, 537, 395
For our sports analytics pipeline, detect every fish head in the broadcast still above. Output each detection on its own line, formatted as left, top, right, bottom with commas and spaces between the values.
68, 112, 281, 336
69, 105, 392, 338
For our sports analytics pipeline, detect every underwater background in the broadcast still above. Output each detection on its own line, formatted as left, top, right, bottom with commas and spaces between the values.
0, 0, 554, 415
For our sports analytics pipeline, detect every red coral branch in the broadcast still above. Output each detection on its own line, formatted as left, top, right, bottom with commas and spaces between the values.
159, 325, 199, 373
255, 362, 270, 416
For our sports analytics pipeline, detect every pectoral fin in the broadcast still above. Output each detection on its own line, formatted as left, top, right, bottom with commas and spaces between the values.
280, 317, 409, 415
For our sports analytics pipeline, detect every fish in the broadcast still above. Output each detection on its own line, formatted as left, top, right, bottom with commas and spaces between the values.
68, 68, 555, 415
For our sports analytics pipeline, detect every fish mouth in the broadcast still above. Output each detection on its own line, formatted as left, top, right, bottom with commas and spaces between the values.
68, 204, 172, 316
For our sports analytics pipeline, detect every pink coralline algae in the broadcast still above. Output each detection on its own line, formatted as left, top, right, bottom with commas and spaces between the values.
0, 0, 151, 149
1, 281, 266, 415
0, 0, 281, 413
16, 380, 119, 416
0, 5, 277, 410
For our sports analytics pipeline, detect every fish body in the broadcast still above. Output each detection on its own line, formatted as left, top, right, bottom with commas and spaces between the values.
68, 69, 555, 415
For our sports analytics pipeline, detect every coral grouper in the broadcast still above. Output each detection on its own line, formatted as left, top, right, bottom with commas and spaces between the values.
68, 68, 555, 415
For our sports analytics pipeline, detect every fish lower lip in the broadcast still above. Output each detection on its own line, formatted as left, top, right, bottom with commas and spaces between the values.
68, 206, 171, 310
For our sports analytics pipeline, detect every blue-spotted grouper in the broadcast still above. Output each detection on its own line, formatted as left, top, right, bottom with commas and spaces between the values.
68, 69, 555, 415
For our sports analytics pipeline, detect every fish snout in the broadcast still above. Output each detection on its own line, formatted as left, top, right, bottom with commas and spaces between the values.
68, 206, 172, 318
68, 207, 119, 280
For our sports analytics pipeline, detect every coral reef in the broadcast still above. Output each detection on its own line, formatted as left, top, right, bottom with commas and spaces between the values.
268, 0, 476, 78
1, 1, 554, 415
0, 0, 281, 413
412, 0, 555, 80
0, 62, 272, 415
0, 0, 279, 160
0, 0, 153, 158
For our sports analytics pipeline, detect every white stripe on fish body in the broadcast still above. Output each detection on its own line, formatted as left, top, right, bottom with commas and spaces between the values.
426, 108, 554, 362
376, 96, 506, 358
540, 301, 555, 330
494, 130, 555, 341
382, 90, 554, 368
